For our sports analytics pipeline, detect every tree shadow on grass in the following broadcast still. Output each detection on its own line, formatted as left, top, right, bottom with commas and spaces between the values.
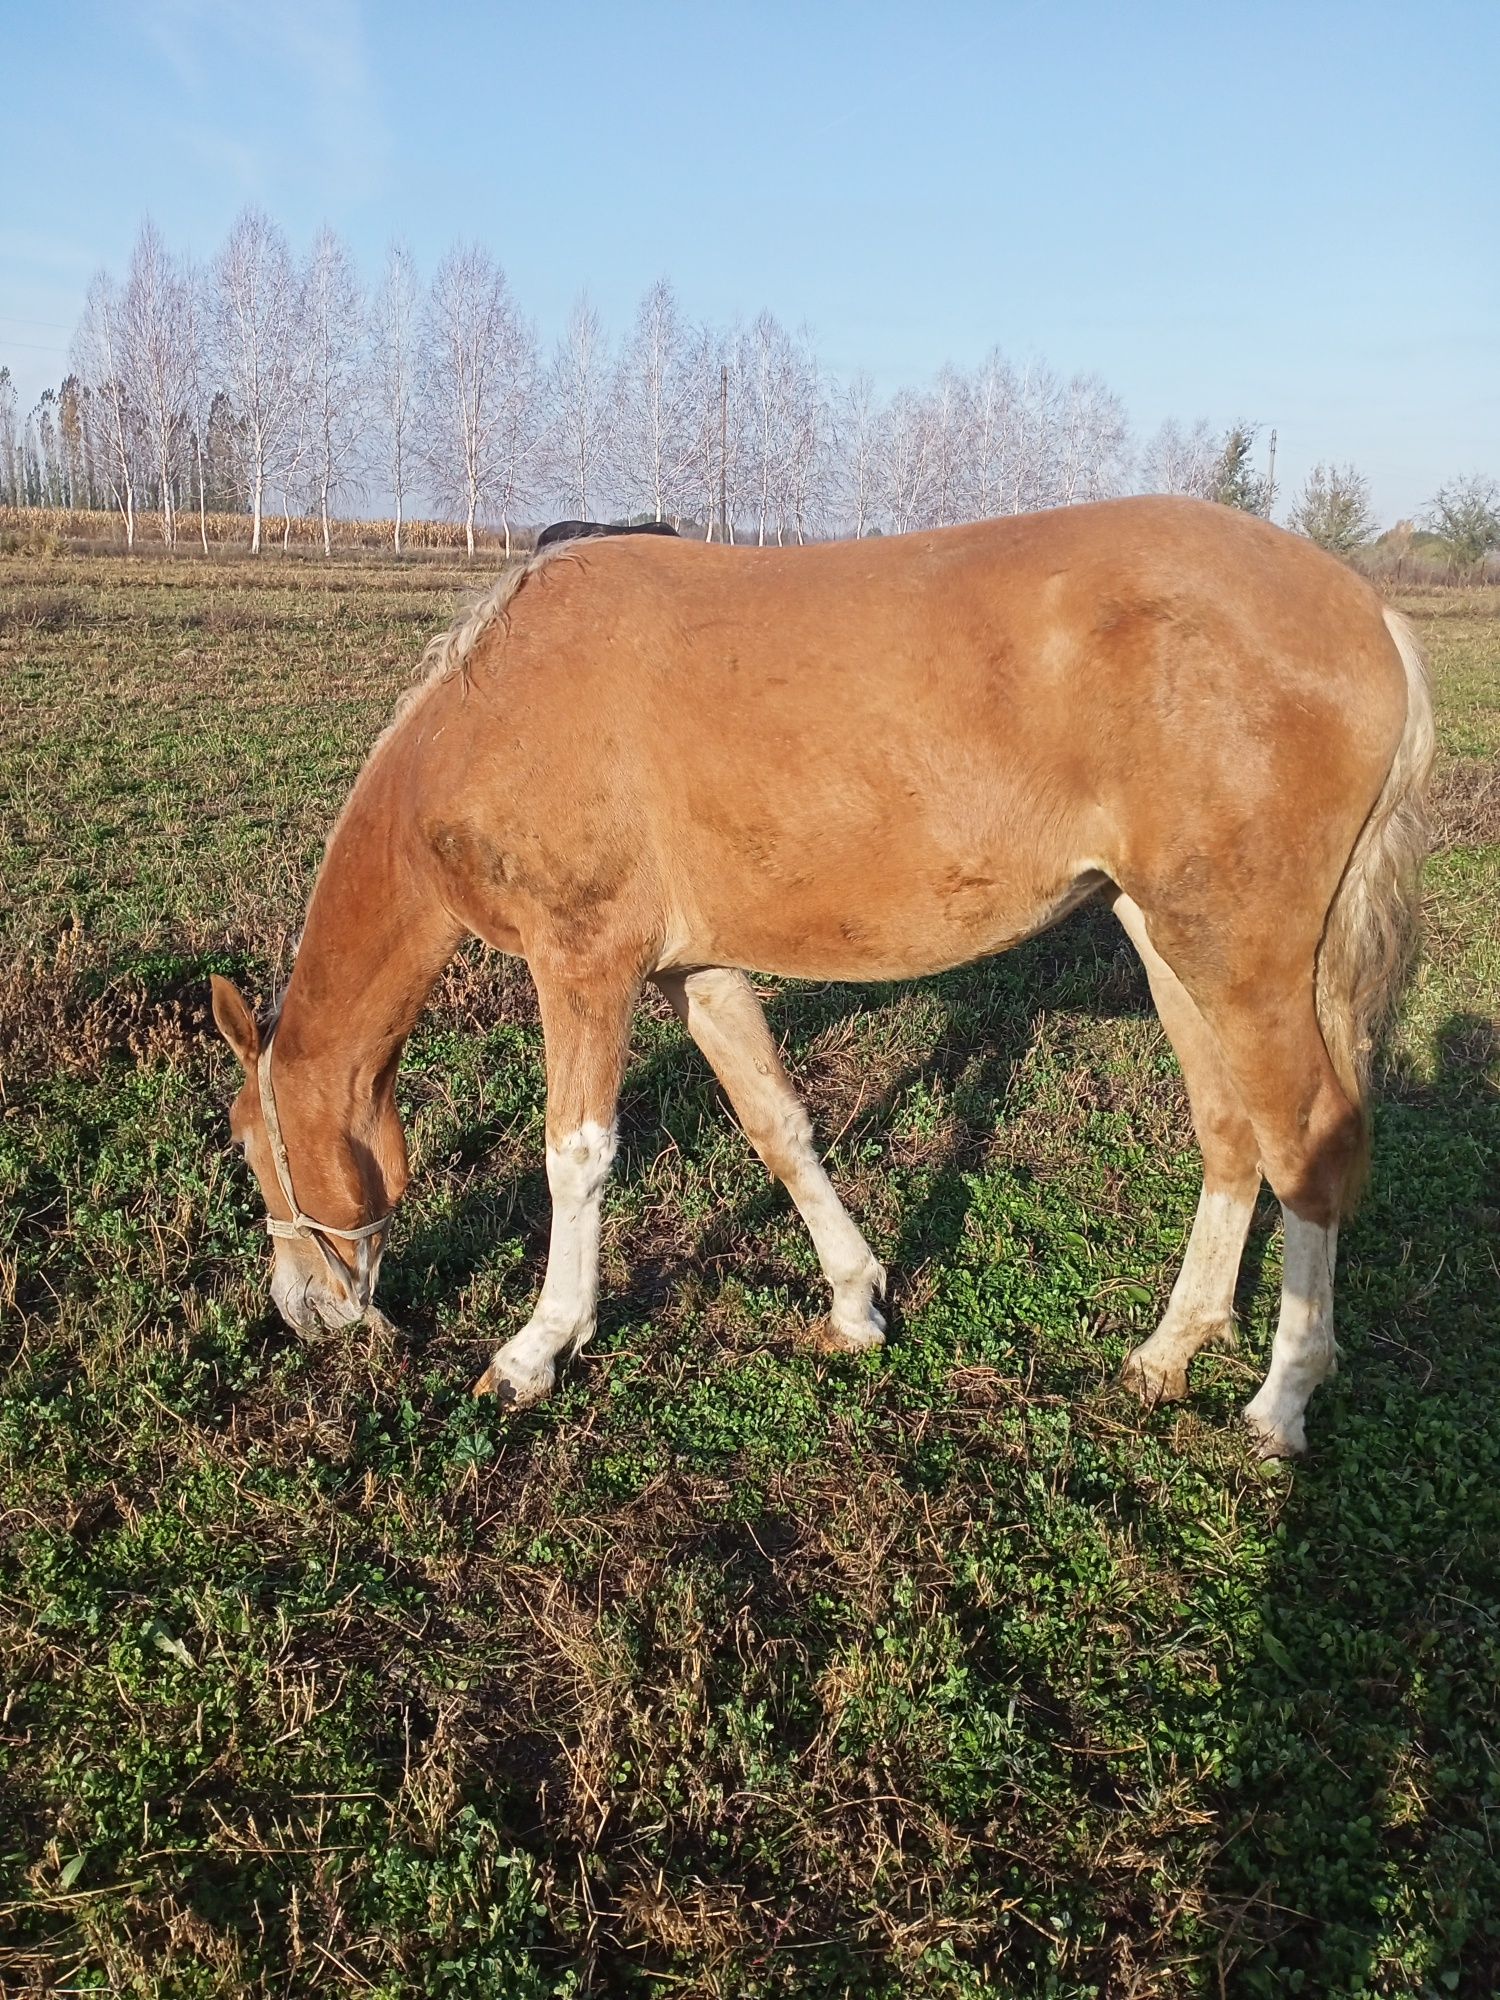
1206, 1012, 1500, 1996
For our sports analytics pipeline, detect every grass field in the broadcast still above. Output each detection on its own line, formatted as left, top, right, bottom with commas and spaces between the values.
1, 553, 1497, 1998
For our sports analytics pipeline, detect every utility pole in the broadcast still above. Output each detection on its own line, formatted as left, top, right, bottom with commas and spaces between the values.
718, 363, 728, 545
1265, 428, 1277, 517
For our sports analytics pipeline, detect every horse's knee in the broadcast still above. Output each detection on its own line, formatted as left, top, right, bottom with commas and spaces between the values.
1267, 1089, 1362, 1226
744, 1098, 815, 1179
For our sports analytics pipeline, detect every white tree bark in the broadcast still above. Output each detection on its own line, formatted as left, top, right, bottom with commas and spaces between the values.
73, 272, 138, 548
421, 243, 516, 558
373, 240, 420, 553
121, 221, 196, 548
210, 209, 298, 554
611, 279, 696, 524
304, 226, 367, 555
546, 294, 612, 522
1140, 415, 1219, 497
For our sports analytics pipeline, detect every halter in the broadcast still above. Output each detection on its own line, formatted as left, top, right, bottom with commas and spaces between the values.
255, 1031, 394, 1302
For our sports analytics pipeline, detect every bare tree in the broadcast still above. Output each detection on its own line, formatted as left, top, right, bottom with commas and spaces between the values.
834, 371, 881, 537
1289, 462, 1378, 556
1012, 362, 1064, 513
612, 279, 694, 524
926, 366, 970, 528
877, 388, 934, 533
422, 243, 516, 557
491, 309, 543, 559
57, 376, 89, 508
275, 347, 313, 552
547, 294, 613, 521
968, 358, 1060, 518
719, 329, 760, 542
780, 337, 829, 543
210, 208, 300, 553
0, 367, 20, 507
1426, 474, 1500, 571
679, 320, 729, 539
742, 311, 795, 545
303, 226, 367, 555
1055, 374, 1130, 505
180, 260, 214, 552
73, 270, 139, 547
1139, 416, 1218, 498
372, 240, 420, 553
120, 220, 196, 547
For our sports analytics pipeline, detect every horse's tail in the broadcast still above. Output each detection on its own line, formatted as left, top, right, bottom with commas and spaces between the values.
1315, 604, 1435, 1211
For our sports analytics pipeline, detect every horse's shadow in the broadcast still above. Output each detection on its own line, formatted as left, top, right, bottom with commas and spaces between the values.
383, 924, 1499, 1990
1205, 1011, 1500, 1992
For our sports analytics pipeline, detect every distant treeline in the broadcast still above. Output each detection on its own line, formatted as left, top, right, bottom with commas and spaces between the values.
0, 212, 1257, 561
2, 212, 1496, 570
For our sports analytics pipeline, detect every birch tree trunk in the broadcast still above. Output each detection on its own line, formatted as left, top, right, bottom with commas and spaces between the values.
210, 209, 297, 559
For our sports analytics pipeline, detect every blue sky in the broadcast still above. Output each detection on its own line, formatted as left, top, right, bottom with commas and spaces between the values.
3, 0, 1496, 523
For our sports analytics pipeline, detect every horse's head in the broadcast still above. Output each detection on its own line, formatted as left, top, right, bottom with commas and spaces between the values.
210, 975, 403, 1334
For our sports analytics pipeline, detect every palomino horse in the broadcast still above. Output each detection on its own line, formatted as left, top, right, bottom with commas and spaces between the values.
211, 498, 1432, 1457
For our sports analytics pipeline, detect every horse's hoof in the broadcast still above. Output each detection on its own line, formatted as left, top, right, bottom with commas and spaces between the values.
1122, 1345, 1189, 1407
820, 1317, 886, 1354
819, 1295, 887, 1353
473, 1358, 553, 1406
1244, 1404, 1307, 1460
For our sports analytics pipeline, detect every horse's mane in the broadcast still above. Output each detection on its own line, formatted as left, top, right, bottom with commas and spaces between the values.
312, 548, 566, 880
409, 544, 563, 699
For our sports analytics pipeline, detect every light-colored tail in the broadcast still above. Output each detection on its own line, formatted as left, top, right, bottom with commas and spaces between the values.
1316, 605, 1435, 1210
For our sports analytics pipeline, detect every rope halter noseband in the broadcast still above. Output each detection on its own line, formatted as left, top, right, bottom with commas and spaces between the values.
255, 1030, 395, 1308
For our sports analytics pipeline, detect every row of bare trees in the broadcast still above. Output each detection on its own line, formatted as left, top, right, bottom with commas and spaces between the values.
4, 210, 1302, 554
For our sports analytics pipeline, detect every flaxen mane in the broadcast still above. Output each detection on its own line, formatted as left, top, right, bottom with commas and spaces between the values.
359, 546, 568, 775
411, 545, 562, 698
319, 550, 567, 861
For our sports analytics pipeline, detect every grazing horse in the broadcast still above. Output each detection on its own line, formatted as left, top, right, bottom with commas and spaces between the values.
534, 518, 680, 550
211, 498, 1432, 1457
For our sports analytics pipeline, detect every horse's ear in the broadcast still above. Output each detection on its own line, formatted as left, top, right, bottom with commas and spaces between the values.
210, 975, 260, 1070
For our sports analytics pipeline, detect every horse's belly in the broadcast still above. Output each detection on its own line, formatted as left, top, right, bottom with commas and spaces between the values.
665, 853, 1106, 982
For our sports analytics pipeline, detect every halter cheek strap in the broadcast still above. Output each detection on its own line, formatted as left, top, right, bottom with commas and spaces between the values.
255, 1033, 395, 1303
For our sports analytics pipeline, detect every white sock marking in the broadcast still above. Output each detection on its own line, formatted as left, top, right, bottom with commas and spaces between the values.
773, 1113, 886, 1344
490, 1121, 618, 1393
1126, 1183, 1255, 1396
1245, 1210, 1339, 1455
1163, 1184, 1255, 1335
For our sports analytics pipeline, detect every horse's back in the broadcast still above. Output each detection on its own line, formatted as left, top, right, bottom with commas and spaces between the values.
428, 500, 1410, 982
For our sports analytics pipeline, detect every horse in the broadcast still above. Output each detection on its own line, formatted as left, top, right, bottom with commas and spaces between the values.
210, 497, 1432, 1458
534, 518, 680, 551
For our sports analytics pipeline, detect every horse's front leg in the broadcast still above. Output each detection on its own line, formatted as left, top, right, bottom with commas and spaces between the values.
474, 961, 639, 1406
655, 966, 887, 1351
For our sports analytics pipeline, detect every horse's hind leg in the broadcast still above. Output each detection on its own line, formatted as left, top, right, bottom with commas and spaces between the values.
655, 967, 887, 1351
1124, 901, 1362, 1457
1114, 893, 1260, 1404
475, 961, 641, 1406
1204, 994, 1358, 1459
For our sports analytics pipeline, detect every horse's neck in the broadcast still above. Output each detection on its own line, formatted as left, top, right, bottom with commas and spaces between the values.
272, 760, 456, 1097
